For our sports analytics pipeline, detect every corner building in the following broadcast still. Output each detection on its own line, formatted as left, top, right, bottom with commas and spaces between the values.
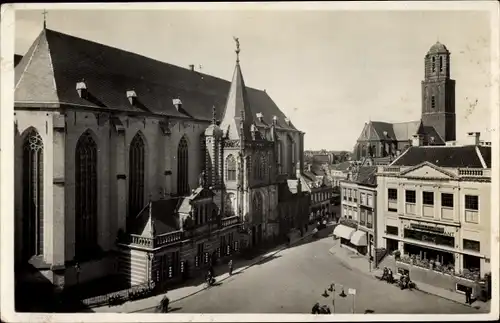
13, 28, 307, 299
376, 137, 492, 294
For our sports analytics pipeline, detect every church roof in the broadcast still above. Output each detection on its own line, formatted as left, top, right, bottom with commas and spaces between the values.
357, 120, 444, 144
428, 41, 449, 54
15, 28, 298, 132
391, 145, 491, 168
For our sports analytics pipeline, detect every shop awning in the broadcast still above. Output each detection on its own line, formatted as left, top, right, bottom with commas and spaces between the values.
350, 230, 368, 247
333, 225, 356, 240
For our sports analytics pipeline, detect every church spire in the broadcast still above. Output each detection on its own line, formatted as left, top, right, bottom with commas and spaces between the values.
219, 37, 254, 141
42, 9, 48, 29
212, 105, 217, 125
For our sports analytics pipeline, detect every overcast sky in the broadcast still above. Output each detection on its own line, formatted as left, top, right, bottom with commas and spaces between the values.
15, 7, 494, 151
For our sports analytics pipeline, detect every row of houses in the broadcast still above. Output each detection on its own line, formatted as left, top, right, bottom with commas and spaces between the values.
338, 132, 492, 297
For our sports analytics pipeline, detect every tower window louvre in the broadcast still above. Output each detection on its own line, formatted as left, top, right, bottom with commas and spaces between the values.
431, 96, 436, 109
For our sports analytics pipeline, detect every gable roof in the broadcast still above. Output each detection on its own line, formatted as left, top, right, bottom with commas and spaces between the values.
357, 120, 443, 145
391, 145, 491, 168
133, 198, 182, 236
15, 28, 298, 132
392, 121, 422, 141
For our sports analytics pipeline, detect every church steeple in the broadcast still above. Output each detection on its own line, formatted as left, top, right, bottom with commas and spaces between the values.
220, 37, 254, 140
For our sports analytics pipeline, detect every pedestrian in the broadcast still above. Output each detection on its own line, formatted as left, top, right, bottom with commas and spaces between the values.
311, 302, 320, 314
465, 287, 472, 305
228, 259, 233, 276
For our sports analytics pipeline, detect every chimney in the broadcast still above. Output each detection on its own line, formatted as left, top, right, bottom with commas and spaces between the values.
284, 117, 291, 126
189, 64, 195, 71
126, 90, 137, 105
411, 134, 423, 147
466, 132, 480, 146
172, 98, 182, 111
76, 80, 88, 99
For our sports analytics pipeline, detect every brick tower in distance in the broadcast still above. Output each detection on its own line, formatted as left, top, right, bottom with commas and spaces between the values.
421, 41, 456, 142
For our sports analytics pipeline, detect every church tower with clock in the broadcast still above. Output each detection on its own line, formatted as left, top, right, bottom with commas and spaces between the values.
421, 41, 456, 142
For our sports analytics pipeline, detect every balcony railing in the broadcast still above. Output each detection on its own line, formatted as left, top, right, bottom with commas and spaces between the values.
127, 230, 184, 249
458, 169, 483, 176
383, 166, 401, 173
221, 215, 240, 228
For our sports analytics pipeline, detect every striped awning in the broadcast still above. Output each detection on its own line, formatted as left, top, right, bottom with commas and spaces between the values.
333, 224, 356, 240
350, 230, 368, 246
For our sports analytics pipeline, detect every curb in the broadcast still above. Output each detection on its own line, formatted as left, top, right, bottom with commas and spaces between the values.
328, 247, 487, 311
127, 231, 317, 313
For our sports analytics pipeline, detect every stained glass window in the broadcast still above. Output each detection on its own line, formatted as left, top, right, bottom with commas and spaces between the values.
75, 130, 98, 258
129, 132, 145, 218
22, 129, 44, 259
177, 136, 189, 195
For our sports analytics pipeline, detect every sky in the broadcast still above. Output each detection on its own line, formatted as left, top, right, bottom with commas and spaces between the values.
14, 7, 494, 151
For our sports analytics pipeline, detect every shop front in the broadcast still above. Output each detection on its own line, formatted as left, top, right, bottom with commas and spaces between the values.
333, 224, 356, 247
349, 230, 368, 255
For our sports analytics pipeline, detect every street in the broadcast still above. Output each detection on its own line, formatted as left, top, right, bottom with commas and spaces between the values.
139, 237, 483, 314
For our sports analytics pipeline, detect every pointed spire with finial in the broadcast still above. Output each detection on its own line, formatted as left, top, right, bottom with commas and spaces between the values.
212, 106, 217, 125
233, 36, 240, 64
42, 9, 48, 29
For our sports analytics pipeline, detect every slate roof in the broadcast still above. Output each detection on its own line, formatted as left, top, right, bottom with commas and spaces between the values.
354, 166, 377, 186
15, 28, 298, 132
391, 145, 491, 168
358, 120, 444, 145
330, 161, 351, 172
134, 199, 182, 236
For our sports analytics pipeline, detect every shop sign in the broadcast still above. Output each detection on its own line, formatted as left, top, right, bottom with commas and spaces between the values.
405, 223, 454, 237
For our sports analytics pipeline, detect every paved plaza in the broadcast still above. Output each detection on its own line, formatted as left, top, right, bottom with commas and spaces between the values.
135, 237, 484, 314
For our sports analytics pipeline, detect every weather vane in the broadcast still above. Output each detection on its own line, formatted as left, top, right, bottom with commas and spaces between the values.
42, 9, 48, 29
233, 36, 240, 62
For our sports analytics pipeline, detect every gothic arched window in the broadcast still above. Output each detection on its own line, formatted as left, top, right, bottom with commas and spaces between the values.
177, 136, 189, 195
22, 129, 44, 260
253, 192, 263, 224
260, 153, 267, 179
226, 155, 236, 181
75, 131, 98, 258
287, 139, 293, 175
129, 132, 145, 218
277, 141, 283, 174
439, 56, 443, 72
432, 56, 436, 72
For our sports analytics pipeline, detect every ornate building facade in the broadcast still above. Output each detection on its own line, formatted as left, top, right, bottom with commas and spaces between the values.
13, 28, 307, 300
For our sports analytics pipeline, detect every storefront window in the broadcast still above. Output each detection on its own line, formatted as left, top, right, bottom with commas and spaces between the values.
404, 228, 454, 248
386, 225, 398, 236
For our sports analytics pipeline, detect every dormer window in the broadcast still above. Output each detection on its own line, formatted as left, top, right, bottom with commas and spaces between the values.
272, 116, 278, 125
127, 90, 137, 105
76, 80, 88, 99
172, 98, 182, 111
256, 112, 264, 122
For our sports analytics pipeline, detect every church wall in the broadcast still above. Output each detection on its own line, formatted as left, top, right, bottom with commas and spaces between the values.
64, 111, 112, 262
14, 111, 55, 266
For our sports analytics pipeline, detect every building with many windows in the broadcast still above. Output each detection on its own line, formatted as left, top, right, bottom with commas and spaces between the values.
336, 166, 377, 258
376, 134, 492, 294
14, 27, 306, 304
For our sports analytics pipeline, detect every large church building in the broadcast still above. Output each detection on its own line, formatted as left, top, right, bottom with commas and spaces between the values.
353, 42, 456, 161
14, 27, 309, 299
